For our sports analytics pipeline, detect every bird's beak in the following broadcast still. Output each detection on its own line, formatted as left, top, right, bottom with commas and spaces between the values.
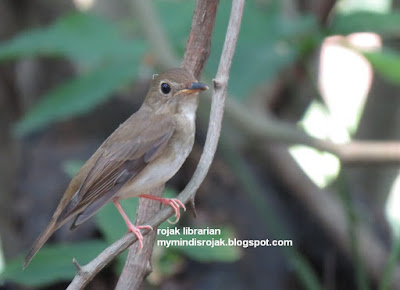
179, 82, 209, 95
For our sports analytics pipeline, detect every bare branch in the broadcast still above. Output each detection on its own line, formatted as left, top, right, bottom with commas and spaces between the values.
67, 0, 246, 288
182, 0, 219, 79
225, 98, 400, 164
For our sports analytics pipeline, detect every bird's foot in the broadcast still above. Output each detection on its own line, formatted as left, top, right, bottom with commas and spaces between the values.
113, 198, 153, 250
139, 195, 186, 224
126, 223, 153, 250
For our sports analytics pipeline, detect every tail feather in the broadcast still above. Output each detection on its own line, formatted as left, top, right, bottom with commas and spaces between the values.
24, 219, 59, 269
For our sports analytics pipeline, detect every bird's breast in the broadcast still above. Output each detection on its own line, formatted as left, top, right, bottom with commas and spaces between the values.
118, 110, 196, 198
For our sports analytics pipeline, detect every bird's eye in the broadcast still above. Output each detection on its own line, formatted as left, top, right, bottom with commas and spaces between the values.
161, 83, 171, 94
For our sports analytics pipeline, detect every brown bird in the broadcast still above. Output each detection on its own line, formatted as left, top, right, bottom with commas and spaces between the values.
24, 68, 208, 267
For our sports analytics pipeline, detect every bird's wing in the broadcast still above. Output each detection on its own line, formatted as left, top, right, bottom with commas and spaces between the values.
58, 112, 176, 227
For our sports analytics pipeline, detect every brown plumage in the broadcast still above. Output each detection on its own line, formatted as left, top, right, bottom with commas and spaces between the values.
24, 68, 208, 268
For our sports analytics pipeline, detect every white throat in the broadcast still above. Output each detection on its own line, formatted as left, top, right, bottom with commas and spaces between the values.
178, 96, 198, 123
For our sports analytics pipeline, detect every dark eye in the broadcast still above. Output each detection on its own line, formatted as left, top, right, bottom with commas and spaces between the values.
161, 83, 171, 94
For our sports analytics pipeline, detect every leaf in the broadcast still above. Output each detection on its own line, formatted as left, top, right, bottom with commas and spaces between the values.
96, 198, 139, 273
155, 0, 318, 100
330, 12, 400, 37
289, 251, 323, 290
154, 0, 194, 53
96, 199, 139, 244
378, 237, 400, 290
1, 12, 147, 136
14, 60, 143, 136
63, 160, 84, 178
205, 1, 318, 99
363, 49, 400, 85
157, 226, 241, 263
1, 241, 107, 287
0, 12, 142, 66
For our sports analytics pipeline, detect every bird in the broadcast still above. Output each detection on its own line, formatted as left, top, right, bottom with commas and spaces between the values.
24, 68, 208, 268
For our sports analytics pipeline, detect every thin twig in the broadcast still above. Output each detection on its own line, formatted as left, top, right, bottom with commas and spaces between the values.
67, 0, 245, 288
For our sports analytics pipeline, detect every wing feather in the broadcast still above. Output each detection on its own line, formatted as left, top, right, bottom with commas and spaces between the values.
57, 113, 175, 226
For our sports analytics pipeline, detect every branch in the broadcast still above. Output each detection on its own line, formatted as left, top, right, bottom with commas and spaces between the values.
182, 0, 219, 79
115, 186, 164, 289
115, 0, 219, 287
67, 0, 246, 288
224, 98, 400, 164
177, 0, 244, 204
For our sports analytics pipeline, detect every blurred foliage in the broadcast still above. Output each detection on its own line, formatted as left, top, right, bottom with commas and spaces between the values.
0, 2, 399, 136
0, 12, 147, 136
0, 13, 141, 65
205, 1, 318, 99
330, 11, 400, 36
379, 237, 400, 290
0, 241, 108, 287
219, 134, 323, 290
363, 50, 400, 85
15, 60, 143, 136
1, 0, 400, 288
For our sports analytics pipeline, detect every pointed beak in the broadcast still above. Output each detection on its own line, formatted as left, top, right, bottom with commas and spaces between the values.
180, 82, 209, 95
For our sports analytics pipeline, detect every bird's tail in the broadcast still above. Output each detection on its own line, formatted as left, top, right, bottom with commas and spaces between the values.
24, 218, 59, 269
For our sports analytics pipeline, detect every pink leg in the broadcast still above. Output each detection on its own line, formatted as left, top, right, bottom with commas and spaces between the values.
139, 194, 186, 224
113, 198, 153, 250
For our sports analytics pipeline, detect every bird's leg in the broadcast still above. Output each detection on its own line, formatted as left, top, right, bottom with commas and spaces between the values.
112, 198, 153, 250
139, 194, 186, 224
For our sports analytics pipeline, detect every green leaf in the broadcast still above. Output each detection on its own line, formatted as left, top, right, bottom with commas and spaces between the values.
96, 198, 139, 273
330, 12, 400, 37
363, 50, 400, 85
156, 250, 183, 277
96, 198, 139, 244
1, 241, 107, 287
1, 12, 147, 136
14, 60, 143, 136
154, 0, 194, 53
205, 1, 318, 99
157, 226, 241, 262
63, 160, 84, 178
155, 0, 318, 100
0, 12, 142, 66
289, 252, 323, 290
378, 237, 400, 290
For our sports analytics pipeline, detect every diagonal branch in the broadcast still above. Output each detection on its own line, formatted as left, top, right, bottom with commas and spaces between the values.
115, 0, 219, 288
67, 0, 245, 288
